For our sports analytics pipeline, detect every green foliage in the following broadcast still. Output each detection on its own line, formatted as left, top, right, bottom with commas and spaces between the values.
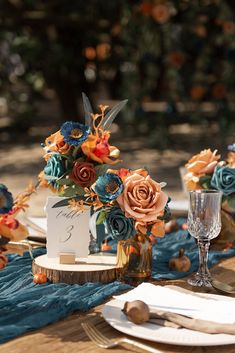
199, 175, 212, 189
60, 185, 85, 197
95, 164, 110, 177
96, 210, 107, 225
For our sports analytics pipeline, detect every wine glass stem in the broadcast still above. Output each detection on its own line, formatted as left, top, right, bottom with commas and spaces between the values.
197, 239, 210, 279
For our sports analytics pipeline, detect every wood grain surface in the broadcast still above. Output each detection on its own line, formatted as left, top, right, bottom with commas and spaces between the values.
2, 256, 235, 353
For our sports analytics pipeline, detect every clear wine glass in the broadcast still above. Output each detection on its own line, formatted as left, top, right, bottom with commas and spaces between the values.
187, 190, 222, 287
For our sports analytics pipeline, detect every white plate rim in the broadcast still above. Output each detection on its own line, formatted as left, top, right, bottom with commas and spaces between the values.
102, 296, 235, 346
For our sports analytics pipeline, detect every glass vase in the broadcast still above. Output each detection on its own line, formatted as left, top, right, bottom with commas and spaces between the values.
117, 233, 152, 284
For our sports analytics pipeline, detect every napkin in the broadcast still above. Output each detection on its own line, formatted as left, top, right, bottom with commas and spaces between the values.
115, 283, 235, 325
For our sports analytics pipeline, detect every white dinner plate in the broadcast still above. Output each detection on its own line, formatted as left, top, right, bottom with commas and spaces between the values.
102, 296, 235, 346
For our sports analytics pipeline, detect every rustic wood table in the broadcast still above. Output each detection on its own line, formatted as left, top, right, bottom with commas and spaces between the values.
1, 256, 235, 353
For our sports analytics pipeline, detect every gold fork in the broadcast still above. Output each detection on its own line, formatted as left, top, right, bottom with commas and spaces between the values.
81, 321, 163, 353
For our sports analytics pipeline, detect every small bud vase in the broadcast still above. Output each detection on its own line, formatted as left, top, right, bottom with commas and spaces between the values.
117, 233, 152, 284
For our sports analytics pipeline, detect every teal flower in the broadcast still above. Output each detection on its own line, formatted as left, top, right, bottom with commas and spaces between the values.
104, 207, 135, 241
60, 121, 90, 146
94, 173, 124, 203
0, 184, 13, 214
44, 154, 66, 187
211, 166, 235, 196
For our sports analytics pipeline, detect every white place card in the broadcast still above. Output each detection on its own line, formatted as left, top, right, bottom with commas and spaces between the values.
46, 196, 90, 259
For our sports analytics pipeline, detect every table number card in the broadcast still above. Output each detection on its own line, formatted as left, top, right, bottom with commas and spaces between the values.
46, 196, 90, 259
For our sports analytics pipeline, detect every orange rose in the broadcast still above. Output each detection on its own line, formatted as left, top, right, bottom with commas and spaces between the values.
44, 130, 71, 159
117, 173, 168, 225
184, 149, 220, 190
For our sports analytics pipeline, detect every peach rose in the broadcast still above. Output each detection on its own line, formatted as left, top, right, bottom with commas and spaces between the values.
117, 173, 168, 225
184, 149, 220, 190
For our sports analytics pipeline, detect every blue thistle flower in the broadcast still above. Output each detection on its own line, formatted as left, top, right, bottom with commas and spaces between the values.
94, 173, 124, 203
0, 184, 14, 214
60, 121, 90, 146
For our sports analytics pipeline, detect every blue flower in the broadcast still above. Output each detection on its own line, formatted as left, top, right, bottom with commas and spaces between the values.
211, 166, 235, 196
44, 154, 66, 187
0, 184, 13, 214
60, 121, 90, 146
104, 207, 135, 241
94, 173, 124, 203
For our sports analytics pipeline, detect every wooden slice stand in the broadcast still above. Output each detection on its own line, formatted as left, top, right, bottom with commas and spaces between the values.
32, 254, 121, 284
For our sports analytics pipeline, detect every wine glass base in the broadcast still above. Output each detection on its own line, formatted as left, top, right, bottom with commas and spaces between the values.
188, 277, 212, 287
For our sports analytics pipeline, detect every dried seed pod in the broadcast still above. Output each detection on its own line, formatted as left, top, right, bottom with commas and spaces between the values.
122, 300, 150, 324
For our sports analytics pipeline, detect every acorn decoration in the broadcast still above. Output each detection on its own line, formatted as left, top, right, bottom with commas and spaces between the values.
169, 248, 191, 272
122, 300, 150, 324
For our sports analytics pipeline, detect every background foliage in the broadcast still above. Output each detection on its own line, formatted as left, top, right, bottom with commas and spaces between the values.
0, 0, 235, 145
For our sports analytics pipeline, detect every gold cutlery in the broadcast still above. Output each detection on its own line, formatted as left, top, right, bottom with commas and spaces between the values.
211, 279, 235, 295
81, 321, 163, 353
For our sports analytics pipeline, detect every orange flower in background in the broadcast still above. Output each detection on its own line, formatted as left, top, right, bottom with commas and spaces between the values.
190, 85, 206, 100
152, 4, 170, 24
184, 149, 220, 190
84, 47, 96, 60
223, 21, 235, 35
44, 130, 71, 159
212, 83, 226, 99
81, 132, 121, 164
139, 1, 154, 16
96, 43, 111, 61
193, 24, 207, 38
168, 51, 185, 69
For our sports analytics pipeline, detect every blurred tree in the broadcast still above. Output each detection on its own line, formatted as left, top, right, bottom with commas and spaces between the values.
0, 0, 234, 140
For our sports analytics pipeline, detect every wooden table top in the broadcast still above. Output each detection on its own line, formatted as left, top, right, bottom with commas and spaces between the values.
2, 256, 235, 353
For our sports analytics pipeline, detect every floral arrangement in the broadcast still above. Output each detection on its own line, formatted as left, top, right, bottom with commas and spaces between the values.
184, 145, 235, 214
38, 94, 127, 197
93, 168, 170, 243
39, 94, 171, 245
0, 183, 35, 268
